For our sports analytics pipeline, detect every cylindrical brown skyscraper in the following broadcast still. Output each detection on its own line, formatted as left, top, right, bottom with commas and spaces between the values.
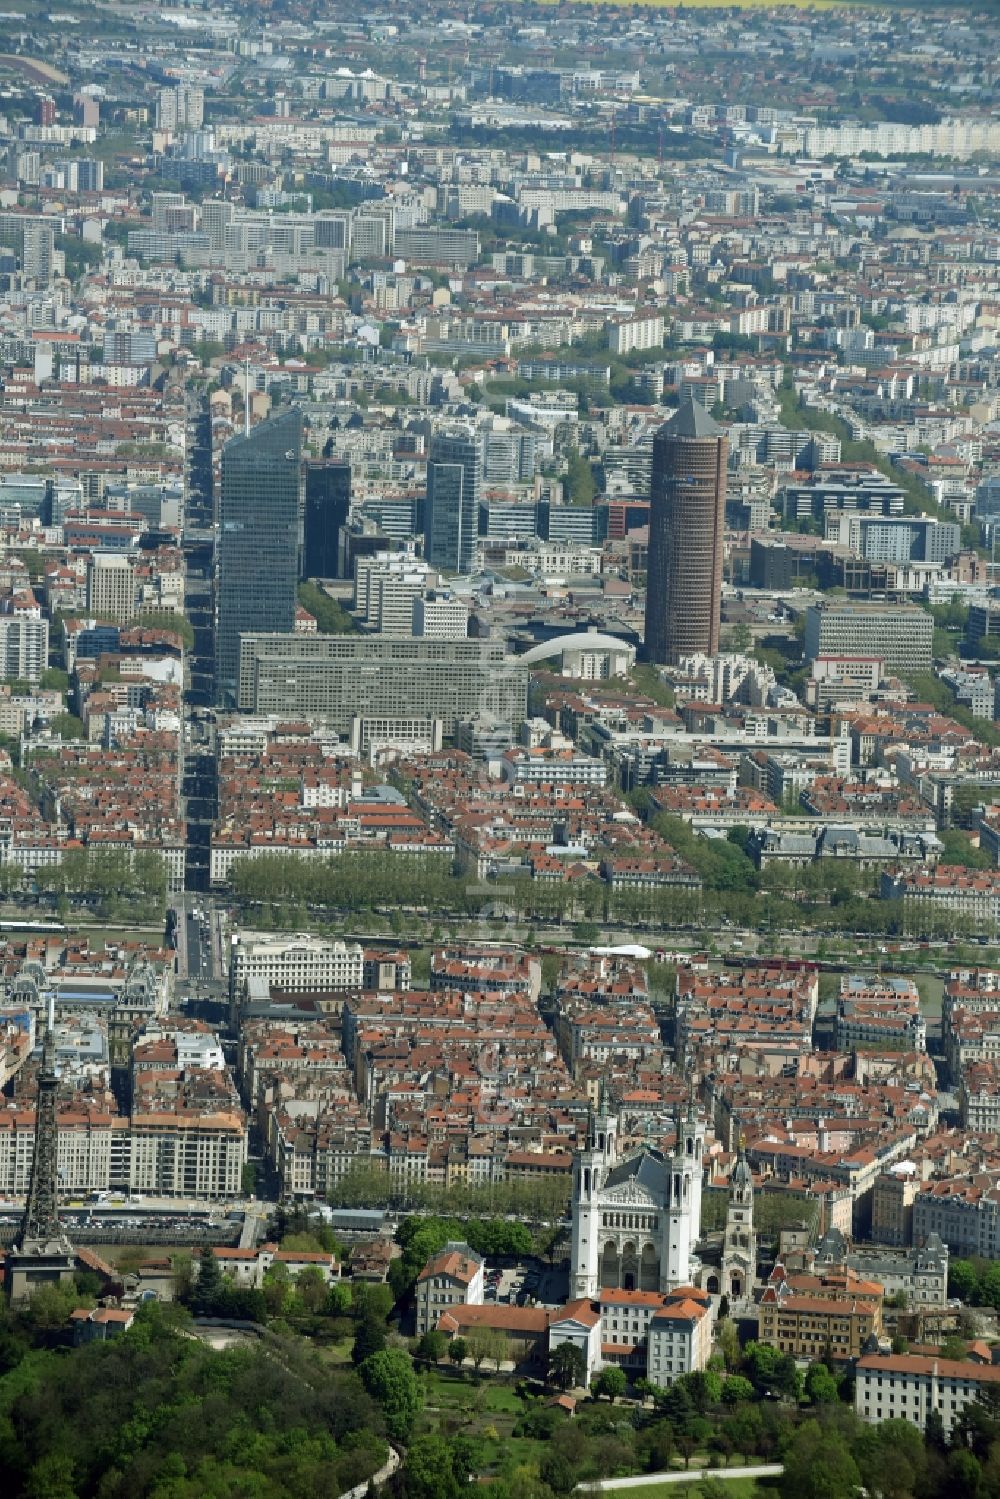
644, 394, 728, 664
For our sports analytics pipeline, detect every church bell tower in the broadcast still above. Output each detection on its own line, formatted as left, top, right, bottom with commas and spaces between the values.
570, 1086, 618, 1300
720, 1140, 756, 1303
663, 1088, 705, 1290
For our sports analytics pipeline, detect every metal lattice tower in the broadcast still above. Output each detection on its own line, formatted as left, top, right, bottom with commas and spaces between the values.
19, 1000, 65, 1249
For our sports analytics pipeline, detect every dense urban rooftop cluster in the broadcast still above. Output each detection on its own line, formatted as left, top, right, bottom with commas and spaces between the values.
0, 0, 1000, 1483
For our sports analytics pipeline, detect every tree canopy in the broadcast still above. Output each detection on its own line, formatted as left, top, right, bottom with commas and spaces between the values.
0, 1304, 387, 1499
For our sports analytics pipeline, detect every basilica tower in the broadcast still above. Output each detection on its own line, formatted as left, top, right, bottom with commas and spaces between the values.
570, 1090, 619, 1300
720, 1142, 756, 1302
663, 1094, 705, 1289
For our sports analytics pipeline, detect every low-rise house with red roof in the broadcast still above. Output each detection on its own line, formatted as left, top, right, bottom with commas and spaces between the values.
71, 1306, 135, 1343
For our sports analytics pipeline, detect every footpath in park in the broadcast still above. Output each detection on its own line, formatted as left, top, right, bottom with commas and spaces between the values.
580, 1463, 784, 1491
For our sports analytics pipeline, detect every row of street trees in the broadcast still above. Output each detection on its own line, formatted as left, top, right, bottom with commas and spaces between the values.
229, 846, 955, 939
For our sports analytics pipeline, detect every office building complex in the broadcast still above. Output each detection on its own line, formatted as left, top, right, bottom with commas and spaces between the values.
229, 932, 365, 1012
542, 504, 609, 546
216, 410, 302, 705
804, 602, 934, 677
238, 633, 527, 737
86, 554, 135, 625
645, 395, 728, 664
355, 551, 433, 634
482, 427, 536, 485
824, 513, 961, 564
302, 459, 351, 579
413, 593, 469, 639
968, 604, 1000, 647
425, 430, 481, 575
780, 472, 906, 523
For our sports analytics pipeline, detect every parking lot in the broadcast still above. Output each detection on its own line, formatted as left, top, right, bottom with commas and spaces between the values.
484, 1260, 568, 1309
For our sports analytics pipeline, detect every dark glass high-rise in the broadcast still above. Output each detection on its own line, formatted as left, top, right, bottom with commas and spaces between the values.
424, 430, 481, 575
216, 408, 301, 706
302, 458, 351, 580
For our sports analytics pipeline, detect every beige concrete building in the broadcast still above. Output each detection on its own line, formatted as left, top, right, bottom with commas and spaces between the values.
128, 1108, 246, 1199
872, 1165, 923, 1246
86, 553, 135, 624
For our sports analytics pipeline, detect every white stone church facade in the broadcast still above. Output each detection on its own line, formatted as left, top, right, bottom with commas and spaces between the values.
570, 1098, 706, 1300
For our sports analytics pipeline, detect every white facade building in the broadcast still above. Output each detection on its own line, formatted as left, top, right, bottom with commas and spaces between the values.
856, 1352, 1000, 1436
0, 613, 49, 684
412, 593, 469, 639
229, 933, 365, 999
647, 1291, 715, 1388
415, 1242, 485, 1336
570, 1096, 705, 1300
609, 315, 664, 356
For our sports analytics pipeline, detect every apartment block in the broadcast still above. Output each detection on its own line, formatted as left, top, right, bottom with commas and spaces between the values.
912, 1174, 1000, 1258
872, 1167, 922, 1248
881, 867, 1000, 934
87, 554, 136, 625
128, 1109, 246, 1198
856, 1353, 1000, 1437
834, 975, 927, 1053
609, 315, 664, 356
0, 610, 49, 684
237, 634, 528, 737
757, 1268, 884, 1362
646, 1290, 715, 1388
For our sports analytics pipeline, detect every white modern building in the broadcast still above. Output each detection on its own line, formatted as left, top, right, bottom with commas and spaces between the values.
0, 611, 49, 684
412, 592, 469, 639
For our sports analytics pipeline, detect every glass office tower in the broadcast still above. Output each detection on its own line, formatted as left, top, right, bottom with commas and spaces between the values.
216, 408, 301, 705
424, 429, 480, 575
302, 458, 351, 579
